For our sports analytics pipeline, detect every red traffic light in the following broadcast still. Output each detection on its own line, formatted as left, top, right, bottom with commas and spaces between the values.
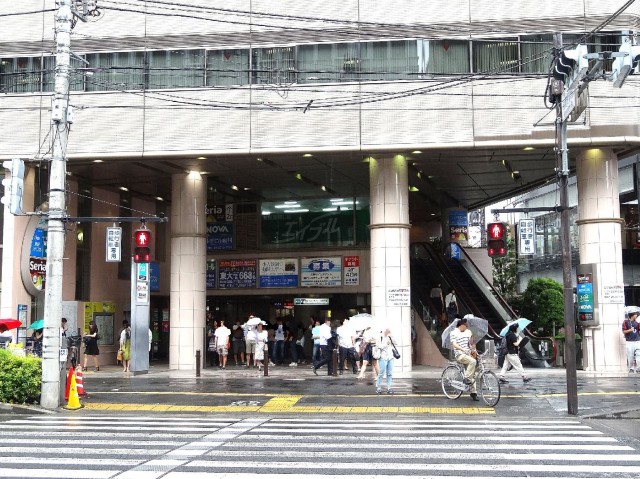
133, 229, 152, 263
134, 229, 151, 248
487, 222, 507, 258
487, 222, 506, 241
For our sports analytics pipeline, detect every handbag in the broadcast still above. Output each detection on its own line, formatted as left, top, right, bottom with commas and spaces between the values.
372, 345, 381, 360
390, 338, 401, 359
116, 349, 123, 361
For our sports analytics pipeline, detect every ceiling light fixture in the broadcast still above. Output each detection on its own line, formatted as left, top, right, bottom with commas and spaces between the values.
412, 150, 423, 154
284, 208, 309, 213
119, 186, 129, 191
302, 153, 313, 158
155, 196, 164, 201
196, 156, 207, 160
93, 159, 103, 163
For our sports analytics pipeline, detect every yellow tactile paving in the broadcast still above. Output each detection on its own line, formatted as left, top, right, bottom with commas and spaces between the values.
82, 393, 495, 414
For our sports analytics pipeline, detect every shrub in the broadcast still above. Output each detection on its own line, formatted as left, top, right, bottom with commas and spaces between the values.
0, 349, 41, 404
520, 277, 564, 336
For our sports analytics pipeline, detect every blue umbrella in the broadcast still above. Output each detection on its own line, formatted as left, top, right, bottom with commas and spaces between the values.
27, 319, 45, 330
500, 318, 532, 337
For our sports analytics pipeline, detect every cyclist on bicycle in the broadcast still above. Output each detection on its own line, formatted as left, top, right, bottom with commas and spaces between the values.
449, 317, 479, 401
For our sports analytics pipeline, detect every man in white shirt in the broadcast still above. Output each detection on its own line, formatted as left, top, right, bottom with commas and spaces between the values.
214, 320, 231, 369
312, 318, 334, 375
336, 319, 358, 374
449, 317, 479, 401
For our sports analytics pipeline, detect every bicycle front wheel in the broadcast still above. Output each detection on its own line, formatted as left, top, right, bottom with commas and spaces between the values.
479, 371, 501, 407
441, 366, 463, 399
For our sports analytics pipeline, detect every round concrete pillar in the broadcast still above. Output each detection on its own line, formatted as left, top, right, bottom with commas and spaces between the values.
169, 172, 207, 370
369, 155, 412, 374
576, 148, 626, 373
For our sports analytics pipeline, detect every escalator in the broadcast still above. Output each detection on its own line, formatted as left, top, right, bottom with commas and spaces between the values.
411, 242, 554, 368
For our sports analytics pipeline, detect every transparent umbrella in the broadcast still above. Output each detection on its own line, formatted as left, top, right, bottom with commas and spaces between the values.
441, 316, 489, 349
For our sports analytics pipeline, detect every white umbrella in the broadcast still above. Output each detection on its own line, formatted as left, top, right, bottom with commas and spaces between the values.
348, 313, 375, 332
246, 316, 262, 326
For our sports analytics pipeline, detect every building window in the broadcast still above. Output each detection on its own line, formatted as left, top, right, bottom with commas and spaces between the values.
473, 39, 519, 73
0, 57, 42, 93
421, 40, 470, 74
206, 49, 249, 86
148, 49, 205, 89
85, 52, 146, 91
75, 184, 92, 301
253, 46, 297, 84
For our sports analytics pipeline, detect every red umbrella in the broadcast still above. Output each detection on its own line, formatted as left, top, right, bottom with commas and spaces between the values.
0, 319, 22, 333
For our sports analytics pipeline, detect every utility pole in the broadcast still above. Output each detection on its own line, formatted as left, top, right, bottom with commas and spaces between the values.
552, 33, 579, 416
41, 0, 73, 409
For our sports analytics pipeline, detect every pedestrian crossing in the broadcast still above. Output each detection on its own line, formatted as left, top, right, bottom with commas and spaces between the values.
0, 416, 637, 478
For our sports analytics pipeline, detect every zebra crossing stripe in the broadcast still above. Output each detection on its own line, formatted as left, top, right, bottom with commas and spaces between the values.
84, 401, 495, 414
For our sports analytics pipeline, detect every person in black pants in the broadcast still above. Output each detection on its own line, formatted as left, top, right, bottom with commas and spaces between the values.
312, 318, 335, 375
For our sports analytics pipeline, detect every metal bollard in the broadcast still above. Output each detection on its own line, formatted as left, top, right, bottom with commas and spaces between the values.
331, 347, 338, 376
195, 349, 201, 377
263, 343, 269, 377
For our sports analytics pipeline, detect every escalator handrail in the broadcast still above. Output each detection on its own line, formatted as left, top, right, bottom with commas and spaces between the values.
414, 242, 557, 365
413, 244, 488, 321
418, 243, 509, 318
446, 241, 519, 320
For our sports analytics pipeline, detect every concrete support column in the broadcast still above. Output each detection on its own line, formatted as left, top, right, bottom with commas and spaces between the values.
576, 148, 626, 373
369, 155, 412, 375
170, 172, 207, 370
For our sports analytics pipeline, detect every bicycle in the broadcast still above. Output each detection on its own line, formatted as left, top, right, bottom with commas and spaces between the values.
66, 335, 82, 369
440, 351, 501, 407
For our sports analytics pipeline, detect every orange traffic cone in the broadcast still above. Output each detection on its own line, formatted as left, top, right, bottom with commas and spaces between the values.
64, 366, 75, 400
75, 366, 87, 397
64, 373, 83, 410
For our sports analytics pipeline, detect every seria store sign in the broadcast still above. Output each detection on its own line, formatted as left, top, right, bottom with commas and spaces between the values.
21, 215, 48, 296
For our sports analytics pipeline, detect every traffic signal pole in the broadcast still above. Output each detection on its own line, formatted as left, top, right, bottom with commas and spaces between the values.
553, 33, 579, 416
41, 0, 73, 409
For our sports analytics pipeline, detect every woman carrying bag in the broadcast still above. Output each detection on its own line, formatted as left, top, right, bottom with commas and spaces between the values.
374, 328, 400, 395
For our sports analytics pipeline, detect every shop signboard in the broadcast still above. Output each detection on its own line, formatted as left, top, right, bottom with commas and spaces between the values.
206, 204, 234, 251
448, 210, 468, 244
206, 259, 216, 289
343, 255, 360, 285
300, 256, 342, 287
259, 258, 298, 287
218, 259, 257, 289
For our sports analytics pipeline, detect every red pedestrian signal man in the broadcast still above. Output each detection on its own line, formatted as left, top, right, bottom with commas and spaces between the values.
133, 229, 152, 263
487, 222, 507, 258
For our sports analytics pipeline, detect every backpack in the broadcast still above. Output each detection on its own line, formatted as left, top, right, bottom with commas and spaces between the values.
496, 336, 508, 357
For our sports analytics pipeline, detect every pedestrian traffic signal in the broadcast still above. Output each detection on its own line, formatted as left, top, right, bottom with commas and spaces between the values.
552, 44, 588, 83
133, 228, 152, 263
1, 159, 25, 216
487, 222, 507, 258
612, 41, 640, 88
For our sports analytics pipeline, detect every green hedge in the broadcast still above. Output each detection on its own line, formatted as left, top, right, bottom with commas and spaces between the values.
0, 349, 41, 404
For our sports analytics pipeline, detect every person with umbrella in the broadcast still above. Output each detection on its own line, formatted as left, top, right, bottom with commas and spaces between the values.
449, 317, 479, 401
498, 323, 532, 384
622, 307, 640, 373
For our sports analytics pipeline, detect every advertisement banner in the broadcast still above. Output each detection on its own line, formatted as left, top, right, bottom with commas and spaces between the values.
300, 256, 342, 287
218, 259, 257, 289
206, 259, 216, 289
448, 210, 468, 243
259, 258, 299, 287
206, 222, 234, 251
206, 204, 234, 251
343, 255, 360, 286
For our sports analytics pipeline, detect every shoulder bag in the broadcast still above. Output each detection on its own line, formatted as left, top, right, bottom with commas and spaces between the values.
390, 338, 401, 359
